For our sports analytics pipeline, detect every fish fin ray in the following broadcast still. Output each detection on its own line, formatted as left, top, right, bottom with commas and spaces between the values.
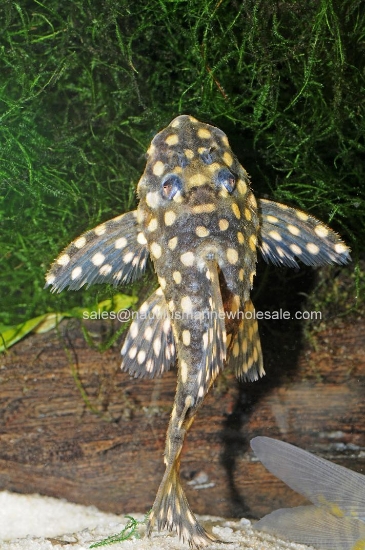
255, 505, 365, 549
121, 288, 176, 378
258, 199, 351, 267
147, 463, 217, 547
45, 211, 149, 292
251, 436, 365, 517
229, 300, 265, 382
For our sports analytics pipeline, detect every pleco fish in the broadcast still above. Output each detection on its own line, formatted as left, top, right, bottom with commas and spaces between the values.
251, 437, 365, 550
45, 115, 350, 547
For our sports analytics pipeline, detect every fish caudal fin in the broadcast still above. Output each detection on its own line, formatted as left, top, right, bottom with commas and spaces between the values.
228, 300, 265, 382
147, 461, 217, 548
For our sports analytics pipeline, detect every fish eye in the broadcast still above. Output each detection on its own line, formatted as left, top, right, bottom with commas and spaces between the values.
216, 168, 236, 193
160, 174, 182, 200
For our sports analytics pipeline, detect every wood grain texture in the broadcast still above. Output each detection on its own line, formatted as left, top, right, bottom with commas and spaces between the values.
1, 311, 364, 520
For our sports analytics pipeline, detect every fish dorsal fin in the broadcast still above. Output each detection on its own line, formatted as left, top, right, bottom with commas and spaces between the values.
121, 288, 176, 378
45, 211, 149, 292
258, 199, 351, 267
228, 300, 265, 382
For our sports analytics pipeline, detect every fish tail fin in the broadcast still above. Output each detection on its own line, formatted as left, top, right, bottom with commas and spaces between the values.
147, 460, 217, 547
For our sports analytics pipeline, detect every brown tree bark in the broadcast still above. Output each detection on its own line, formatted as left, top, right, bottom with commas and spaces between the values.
1, 308, 364, 520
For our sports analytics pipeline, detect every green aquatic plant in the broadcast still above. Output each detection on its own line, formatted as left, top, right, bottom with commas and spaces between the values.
90, 512, 150, 547
1, 0, 364, 332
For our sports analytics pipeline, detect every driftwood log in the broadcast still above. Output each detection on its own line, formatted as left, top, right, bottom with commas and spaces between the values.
1, 267, 364, 520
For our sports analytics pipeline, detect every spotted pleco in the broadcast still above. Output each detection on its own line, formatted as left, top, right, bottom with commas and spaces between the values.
46, 115, 351, 547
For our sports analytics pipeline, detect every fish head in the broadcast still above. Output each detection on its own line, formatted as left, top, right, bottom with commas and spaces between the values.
137, 115, 259, 300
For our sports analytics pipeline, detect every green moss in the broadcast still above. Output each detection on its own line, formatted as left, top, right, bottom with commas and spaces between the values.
1, 0, 364, 327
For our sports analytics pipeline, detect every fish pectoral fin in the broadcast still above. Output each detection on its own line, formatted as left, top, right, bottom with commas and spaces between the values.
229, 300, 265, 382
255, 505, 365, 549
45, 210, 149, 292
147, 460, 218, 547
258, 199, 351, 267
121, 288, 176, 378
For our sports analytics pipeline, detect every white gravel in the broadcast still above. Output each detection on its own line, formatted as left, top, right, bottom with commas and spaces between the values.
0, 491, 313, 550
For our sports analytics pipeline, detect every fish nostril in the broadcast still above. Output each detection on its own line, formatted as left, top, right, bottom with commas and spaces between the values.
161, 174, 183, 200
200, 150, 214, 165
177, 152, 189, 168
216, 168, 236, 193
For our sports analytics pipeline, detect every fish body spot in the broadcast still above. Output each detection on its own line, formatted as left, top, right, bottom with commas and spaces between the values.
181, 296, 193, 314
232, 203, 241, 219
197, 128, 211, 139
306, 242, 320, 255
223, 151, 233, 166
188, 173, 208, 187
290, 243, 302, 255
219, 218, 229, 231
158, 276, 167, 289
227, 248, 239, 264
146, 191, 160, 209
180, 251, 195, 266
249, 234, 257, 251
137, 232, 147, 245
168, 237, 178, 250
71, 266, 82, 280
237, 232, 244, 244
237, 180, 247, 195
287, 224, 300, 236
123, 251, 134, 263
182, 330, 191, 346
74, 237, 86, 249
92, 252, 105, 266
335, 242, 348, 254
57, 254, 70, 266
99, 264, 112, 276
151, 242, 162, 259
192, 203, 216, 214
115, 237, 127, 249
296, 210, 309, 221
164, 210, 177, 226
195, 226, 210, 237
153, 161, 165, 176
165, 134, 179, 146
269, 230, 282, 242
94, 224, 106, 236
147, 218, 158, 232
315, 224, 329, 238
181, 360, 188, 382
